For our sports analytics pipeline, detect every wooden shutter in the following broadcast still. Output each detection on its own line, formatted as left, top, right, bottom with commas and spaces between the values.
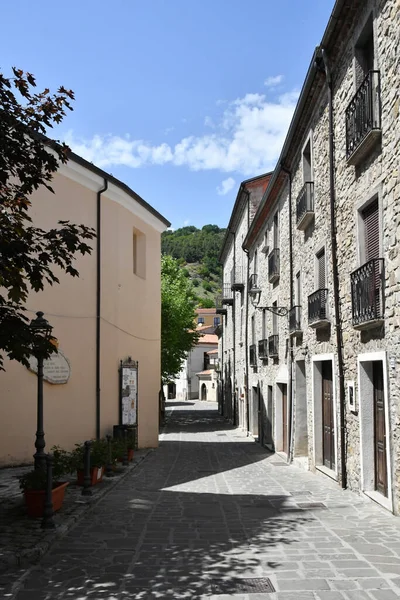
363, 199, 379, 261
317, 249, 326, 289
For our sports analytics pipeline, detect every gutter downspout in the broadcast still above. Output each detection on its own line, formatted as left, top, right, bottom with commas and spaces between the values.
281, 164, 294, 463
232, 231, 237, 425
244, 192, 251, 435
321, 48, 347, 489
96, 178, 108, 439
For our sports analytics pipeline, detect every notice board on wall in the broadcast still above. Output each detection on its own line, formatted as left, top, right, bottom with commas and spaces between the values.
119, 357, 138, 426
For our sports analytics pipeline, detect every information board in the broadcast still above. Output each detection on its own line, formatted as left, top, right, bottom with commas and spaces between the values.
120, 358, 138, 426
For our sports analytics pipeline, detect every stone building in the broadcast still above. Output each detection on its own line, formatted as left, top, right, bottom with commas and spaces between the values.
219, 0, 400, 514
217, 173, 272, 426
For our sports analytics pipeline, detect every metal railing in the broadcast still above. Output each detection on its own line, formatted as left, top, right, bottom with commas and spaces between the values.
346, 70, 381, 160
268, 335, 279, 358
296, 182, 314, 228
258, 339, 268, 359
268, 248, 280, 283
351, 258, 384, 327
289, 306, 302, 333
308, 289, 328, 325
221, 283, 233, 302
249, 344, 257, 367
231, 266, 245, 289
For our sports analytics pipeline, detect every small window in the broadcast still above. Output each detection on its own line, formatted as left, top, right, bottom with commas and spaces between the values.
133, 228, 146, 278
262, 309, 267, 340
273, 213, 279, 248
251, 315, 255, 345
295, 271, 301, 306
316, 248, 326, 290
213, 317, 220, 327
198, 317, 205, 325
302, 138, 312, 183
272, 301, 278, 335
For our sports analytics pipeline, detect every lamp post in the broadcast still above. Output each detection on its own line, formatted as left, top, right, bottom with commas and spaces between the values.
30, 311, 53, 471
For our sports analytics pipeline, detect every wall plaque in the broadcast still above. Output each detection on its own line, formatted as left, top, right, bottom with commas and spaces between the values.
119, 357, 138, 426
28, 350, 71, 385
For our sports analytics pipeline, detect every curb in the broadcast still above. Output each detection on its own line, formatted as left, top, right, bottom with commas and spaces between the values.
0, 449, 153, 573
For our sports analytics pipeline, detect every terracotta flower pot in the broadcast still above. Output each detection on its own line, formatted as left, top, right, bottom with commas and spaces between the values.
117, 448, 134, 462
76, 466, 104, 486
24, 481, 69, 518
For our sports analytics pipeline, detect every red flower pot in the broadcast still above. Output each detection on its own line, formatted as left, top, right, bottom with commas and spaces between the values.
24, 482, 69, 518
76, 466, 104, 486
117, 449, 134, 462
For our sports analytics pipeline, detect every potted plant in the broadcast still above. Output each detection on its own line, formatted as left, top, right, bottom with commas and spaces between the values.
73, 439, 108, 486
19, 448, 70, 518
112, 436, 134, 463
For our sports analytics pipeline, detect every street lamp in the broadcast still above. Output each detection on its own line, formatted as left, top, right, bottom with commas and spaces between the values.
30, 311, 53, 471
249, 288, 289, 316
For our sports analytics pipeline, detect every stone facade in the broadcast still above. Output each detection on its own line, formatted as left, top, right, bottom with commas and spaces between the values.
219, 0, 400, 514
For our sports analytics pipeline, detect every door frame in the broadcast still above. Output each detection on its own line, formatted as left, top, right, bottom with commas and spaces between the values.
311, 354, 338, 478
358, 351, 393, 512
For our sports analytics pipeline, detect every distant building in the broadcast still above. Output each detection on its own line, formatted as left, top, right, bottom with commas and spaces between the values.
196, 307, 221, 329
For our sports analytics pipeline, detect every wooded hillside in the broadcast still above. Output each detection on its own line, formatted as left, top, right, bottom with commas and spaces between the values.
161, 225, 226, 307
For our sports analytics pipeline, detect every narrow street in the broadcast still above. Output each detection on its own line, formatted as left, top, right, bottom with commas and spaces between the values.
8, 401, 400, 600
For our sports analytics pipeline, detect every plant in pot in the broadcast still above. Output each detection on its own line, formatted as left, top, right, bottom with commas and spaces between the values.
19, 447, 70, 518
73, 439, 108, 486
112, 432, 135, 463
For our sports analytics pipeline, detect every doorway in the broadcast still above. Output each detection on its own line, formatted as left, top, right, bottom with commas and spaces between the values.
251, 386, 259, 437
373, 361, 387, 496
167, 382, 176, 399
276, 383, 288, 454
201, 383, 207, 401
322, 361, 335, 470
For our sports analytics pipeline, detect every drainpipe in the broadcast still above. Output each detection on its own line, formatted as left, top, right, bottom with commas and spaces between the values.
244, 191, 250, 435
232, 231, 237, 426
321, 48, 347, 489
96, 178, 108, 439
281, 164, 294, 463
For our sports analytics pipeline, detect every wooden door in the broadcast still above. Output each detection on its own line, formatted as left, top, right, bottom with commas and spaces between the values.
322, 362, 335, 469
282, 384, 288, 454
373, 362, 388, 496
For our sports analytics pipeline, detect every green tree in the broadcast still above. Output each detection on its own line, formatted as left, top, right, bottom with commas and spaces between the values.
161, 255, 199, 382
197, 298, 215, 309
0, 68, 96, 369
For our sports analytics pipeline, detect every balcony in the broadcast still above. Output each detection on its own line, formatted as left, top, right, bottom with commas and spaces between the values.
351, 258, 384, 330
248, 273, 261, 294
215, 297, 226, 315
221, 283, 233, 305
249, 344, 257, 367
308, 289, 329, 328
346, 70, 381, 166
268, 248, 280, 283
258, 339, 268, 360
289, 305, 302, 336
231, 267, 245, 292
268, 335, 279, 358
296, 182, 314, 230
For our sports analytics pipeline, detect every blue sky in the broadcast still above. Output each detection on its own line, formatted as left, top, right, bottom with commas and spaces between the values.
1, 0, 335, 230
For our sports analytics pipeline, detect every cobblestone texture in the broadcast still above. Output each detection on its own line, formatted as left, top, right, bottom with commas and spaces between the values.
3, 401, 400, 599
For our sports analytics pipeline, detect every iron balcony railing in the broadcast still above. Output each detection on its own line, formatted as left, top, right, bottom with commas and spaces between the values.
221, 283, 233, 304
268, 248, 280, 283
249, 344, 257, 367
258, 339, 268, 359
268, 335, 279, 358
351, 258, 384, 328
296, 182, 314, 230
308, 289, 328, 325
231, 266, 245, 290
346, 70, 381, 163
215, 296, 226, 314
289, 305, 302, 334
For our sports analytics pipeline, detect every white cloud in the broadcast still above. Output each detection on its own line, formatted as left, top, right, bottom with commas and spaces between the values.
64, 87, 298, 176
183, 219, 190, 226
217, 177, 236, 196
264, 75, 284, 88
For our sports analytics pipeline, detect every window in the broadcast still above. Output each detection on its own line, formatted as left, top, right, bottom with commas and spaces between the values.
316, 248, 326, 290
254, 249, 258, 276
198, 317, 204, 325
295, 271, 301, 306
133, 228, 146, 278
251, 315, 255, 345
213, 316, 220, 327
361, 198, 379, 263
355, 15, 374, 87
272, 301, 278, 335
273, 213, 279, 248
262, 309, 267, 340
302, 138, 312, 183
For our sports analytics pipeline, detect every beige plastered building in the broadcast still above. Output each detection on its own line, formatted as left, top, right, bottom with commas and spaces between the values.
0, 151, 170, 466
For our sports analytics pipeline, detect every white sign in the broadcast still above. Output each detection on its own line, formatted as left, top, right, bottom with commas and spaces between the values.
121, 364, 138, 425
28, 350, 71, 385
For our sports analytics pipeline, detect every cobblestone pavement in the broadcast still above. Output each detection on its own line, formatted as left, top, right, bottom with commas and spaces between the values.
4, 400, 400, 600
